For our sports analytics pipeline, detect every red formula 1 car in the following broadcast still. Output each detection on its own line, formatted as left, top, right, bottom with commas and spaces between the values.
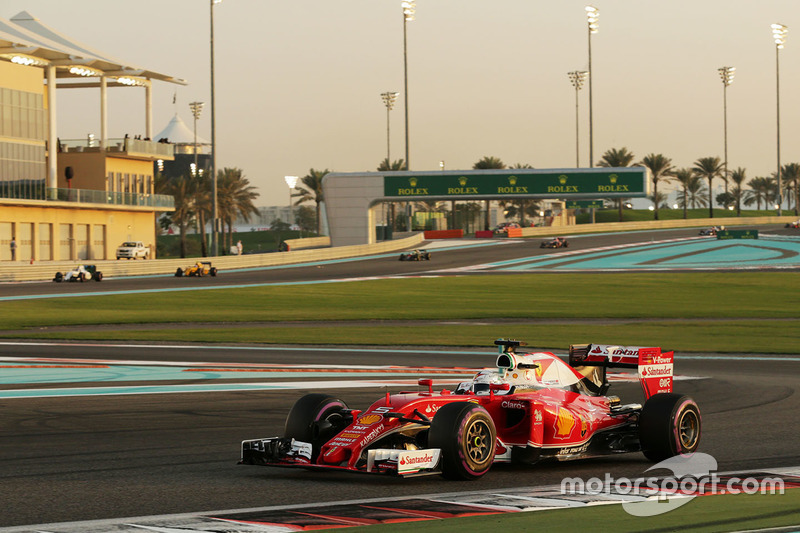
240, 340, 701, 480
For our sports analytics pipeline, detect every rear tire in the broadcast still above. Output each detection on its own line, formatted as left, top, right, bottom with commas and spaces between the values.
54, 272, 63, 282
429, 402, 496, 480
639, 393, 701, 462
175, 268, 183, 277
284, 393, 349, 462
93, 271, 103, 282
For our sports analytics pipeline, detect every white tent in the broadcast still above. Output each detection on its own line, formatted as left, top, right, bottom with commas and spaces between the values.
155, 114, 209, 152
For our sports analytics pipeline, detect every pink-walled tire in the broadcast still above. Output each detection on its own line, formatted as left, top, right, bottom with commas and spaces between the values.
429, 402, 496, 480
284, 393, 348, 462
639, 393, 701, 461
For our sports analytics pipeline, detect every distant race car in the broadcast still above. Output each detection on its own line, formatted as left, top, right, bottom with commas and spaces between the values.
494, 222, 521, 234
540, 236, 569, 249
240, 339, 700, 480
399, 249, 431, 261
175, 261, 218, 277
785, 220, 800, 229
699, 226, 724, 236
53, 264, 103, 282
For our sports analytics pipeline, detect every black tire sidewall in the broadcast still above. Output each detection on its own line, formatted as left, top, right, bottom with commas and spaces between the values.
284, 393, 348, 462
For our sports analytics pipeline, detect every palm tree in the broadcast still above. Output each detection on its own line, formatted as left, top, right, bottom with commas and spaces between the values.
781, 162, 800, 215
729, 167, 747, 216
473, 156, 506, 230
163, 174, 195, 258
216, 167, 259, 251
294, 168, 329, 234
378, 158, 406, 171
743, 176, 773, 210
673, 168, 693, 219
638, 153, 674, 220
692, 157, 724, 218
191, 175, 212, 256
684, 176, 709, 209
597, 147, 635, 221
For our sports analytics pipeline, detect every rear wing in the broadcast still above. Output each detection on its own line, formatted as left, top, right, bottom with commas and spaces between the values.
569, 344, 674, 399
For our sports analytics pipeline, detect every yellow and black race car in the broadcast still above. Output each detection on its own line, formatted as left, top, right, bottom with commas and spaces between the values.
175, 261, 218, 277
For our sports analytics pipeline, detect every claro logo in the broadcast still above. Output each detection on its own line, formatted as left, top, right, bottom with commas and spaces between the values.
501, 400, 526, 410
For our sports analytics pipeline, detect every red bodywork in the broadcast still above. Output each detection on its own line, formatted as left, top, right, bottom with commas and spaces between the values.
240, 343, 678, 477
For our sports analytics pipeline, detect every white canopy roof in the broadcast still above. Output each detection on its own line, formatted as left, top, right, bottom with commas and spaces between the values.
155, 114, 209, 145
0, 11, 187, 86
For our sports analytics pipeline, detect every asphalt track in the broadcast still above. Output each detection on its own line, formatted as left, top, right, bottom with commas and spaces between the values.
1, 225, 799, 529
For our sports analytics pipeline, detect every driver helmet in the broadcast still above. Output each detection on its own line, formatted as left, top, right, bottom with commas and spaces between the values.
472, 370, 506, 395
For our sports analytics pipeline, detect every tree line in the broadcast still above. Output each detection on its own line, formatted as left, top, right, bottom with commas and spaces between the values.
598, 148, 800, 221
156, 167, 259, 257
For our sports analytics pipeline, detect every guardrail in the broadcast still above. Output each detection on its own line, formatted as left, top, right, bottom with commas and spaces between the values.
513, 216, 797, 238
0, 233, 425, 282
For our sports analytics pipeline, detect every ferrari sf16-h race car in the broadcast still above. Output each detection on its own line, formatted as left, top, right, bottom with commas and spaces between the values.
53, 264, 103, 282
240, 339, 700, 480
785, 220, 800, 229
540, 237, 569, 249
398, 249, 431, 261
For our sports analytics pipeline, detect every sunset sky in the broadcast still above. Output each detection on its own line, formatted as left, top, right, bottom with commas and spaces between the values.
5, 0, 800, 207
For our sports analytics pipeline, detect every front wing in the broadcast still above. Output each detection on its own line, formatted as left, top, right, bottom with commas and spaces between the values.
240, 437, 443, 477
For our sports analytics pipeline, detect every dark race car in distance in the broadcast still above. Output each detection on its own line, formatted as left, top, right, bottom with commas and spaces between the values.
399, 249, 431, 261
240, 339, 700, 480
699, 226, 724, 236
540, 236, 569, 249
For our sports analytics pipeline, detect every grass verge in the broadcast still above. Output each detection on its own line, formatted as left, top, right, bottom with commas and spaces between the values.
344, 490, 800, 533
13, 320, 800, 353
2, 273, 798, 352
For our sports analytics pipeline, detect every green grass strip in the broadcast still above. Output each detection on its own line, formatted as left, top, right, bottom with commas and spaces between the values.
345, 490, 800, 533
2, 273, 799, 331
7, 320, 800, 354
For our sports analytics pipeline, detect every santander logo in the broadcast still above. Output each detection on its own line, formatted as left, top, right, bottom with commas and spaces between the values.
400, 454, 434, 466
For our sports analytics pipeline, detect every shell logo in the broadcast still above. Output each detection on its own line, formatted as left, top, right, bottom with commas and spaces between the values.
409, 177, 418, 186
559, 175, 568, 184
554, 407, 576, 438
609, 174, 618, 184
358, 414, 383, 425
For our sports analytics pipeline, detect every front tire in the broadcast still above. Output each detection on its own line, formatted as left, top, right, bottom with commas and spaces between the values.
175, 268, 183, 277
639, 393, 701, 462
93, 271, 103, 282
210, 267, 217, 276
429, 402, 496, 480
284, 393, 349, 462
54, 272, 63, 282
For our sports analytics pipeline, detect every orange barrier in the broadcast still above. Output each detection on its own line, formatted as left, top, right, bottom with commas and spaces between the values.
423, 229, 464, 239
506, 227, 523, 238
475, 230, 494, 238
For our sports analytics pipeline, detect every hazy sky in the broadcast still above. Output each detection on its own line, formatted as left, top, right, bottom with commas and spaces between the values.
5, 0, 800, 207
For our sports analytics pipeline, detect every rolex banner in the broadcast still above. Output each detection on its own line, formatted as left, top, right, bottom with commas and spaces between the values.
383, 169, 648, 199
